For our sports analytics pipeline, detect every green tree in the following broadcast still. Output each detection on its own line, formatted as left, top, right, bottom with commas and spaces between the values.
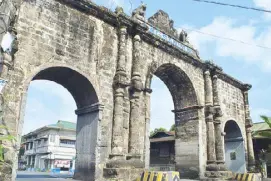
253, 115, 271, 177
253, 115, 271, 138
150, 127, 167, 137
170, 124, 176, 132
0, 125, 16, 164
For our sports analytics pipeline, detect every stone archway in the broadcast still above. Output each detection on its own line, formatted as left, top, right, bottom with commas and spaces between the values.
145, 63, 202, 179
224, 120, 246, 173
20, 66, 102, 181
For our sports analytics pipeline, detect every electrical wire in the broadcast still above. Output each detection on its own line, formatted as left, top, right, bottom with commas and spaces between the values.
188, 0, 271, 14
180, 27, 271, 50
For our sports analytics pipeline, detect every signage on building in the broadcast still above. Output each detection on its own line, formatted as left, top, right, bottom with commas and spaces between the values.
147, 25, 197, 57
0, 79, 7, 93
54, 160, 70, 168
1, 32, 15, 54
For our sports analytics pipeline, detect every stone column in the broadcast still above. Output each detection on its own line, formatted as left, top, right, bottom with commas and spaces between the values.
243, 84, 255, 171
128, 34, 144, 162
111, 26, 128, 157
204, 71, 216, 168
144, 88, 152, 169
111, 87, 125, 155
212, 75, 226, 170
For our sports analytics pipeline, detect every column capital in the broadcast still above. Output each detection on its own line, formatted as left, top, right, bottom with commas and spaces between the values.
75, 103, 104, 115
172, 105, 204, 113
119, 26, 127, 35
204, 70, 211, 76
134, 35, 141, 42
212, 74, 218, 80
205, 105, 215, 114
245, 118, 253, 128
114, 73, 129, 87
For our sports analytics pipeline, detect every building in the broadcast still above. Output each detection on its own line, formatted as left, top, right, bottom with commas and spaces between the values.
149, 131, 175, 171
22, 120, 76, 171
150, 122, 249, 174
252, 122, 271, 178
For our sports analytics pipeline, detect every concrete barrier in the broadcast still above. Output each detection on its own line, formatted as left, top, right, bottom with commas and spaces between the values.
232, 173, 257, 181
136, 171, 180, 181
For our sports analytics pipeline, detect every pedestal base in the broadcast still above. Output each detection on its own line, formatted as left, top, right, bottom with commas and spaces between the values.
103, 168, 143, 180
204, 171, 233, 180
104, 155, 144, 180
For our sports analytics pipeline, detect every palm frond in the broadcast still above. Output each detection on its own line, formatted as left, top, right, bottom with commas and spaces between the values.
260, 115, 271, 128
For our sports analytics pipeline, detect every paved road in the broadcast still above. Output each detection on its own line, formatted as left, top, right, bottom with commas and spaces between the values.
16, 171, 77, 181
16, 171, 199, 181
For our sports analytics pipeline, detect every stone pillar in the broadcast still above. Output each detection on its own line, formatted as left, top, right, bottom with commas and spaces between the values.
144, 88, 152, 169
74, 103, 104, 181
173, 105, 203, 179
111, 26, 128, 157
212, 75, 226, 170
128, 34, 144, 162
204, 71, 216, 167
243, 84, 255, 171
111, 87, 125, 155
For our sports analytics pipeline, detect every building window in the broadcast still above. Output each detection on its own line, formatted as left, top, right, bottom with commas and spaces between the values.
60, 139, 75, 145
230, 152, 236, 160
50, 135, 55, 143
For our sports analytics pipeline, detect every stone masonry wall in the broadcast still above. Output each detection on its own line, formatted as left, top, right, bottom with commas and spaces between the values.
0, 0, 253, 180
138, 40, 207, 178
217, 79, 247, 163
2, 0, 118, 180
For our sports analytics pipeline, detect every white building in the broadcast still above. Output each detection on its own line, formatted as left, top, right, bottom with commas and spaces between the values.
22, 120, 76, 171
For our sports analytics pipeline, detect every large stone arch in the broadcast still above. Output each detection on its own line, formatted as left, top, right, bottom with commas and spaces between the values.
145, 62, 203, 179
12, 64, 104, 181
224, 120, 246, 173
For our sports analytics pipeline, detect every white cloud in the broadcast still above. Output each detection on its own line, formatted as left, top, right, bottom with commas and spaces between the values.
23, 80, 77, 134
93, 0, 125, 9
253, 0, 271, 20
30, 80, 76, 106
251, 108, 271, 123
186, 16, 271, 71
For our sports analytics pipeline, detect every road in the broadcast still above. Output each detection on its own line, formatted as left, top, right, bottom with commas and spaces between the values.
16, 171, 200, 181
16, 171, 78, 181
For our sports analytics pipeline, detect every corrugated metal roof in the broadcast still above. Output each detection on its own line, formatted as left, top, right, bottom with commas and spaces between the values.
48, 120, 76, 130
252, 122, 271, 132
23, 120, 76, 137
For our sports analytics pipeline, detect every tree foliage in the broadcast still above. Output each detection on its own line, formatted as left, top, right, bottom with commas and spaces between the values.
150, 127, 167, 137
253, 115, 271, 138
170, 124, 176, 132
0, 125, 16, 163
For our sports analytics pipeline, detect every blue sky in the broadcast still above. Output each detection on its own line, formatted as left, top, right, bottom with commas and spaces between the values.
23, 0, 271, 134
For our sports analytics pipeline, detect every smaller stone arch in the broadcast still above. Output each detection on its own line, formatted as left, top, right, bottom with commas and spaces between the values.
146, 62, 202, 179
224, 120, 246, 173
147, 62, 199, 110
17, 64, 103, 181
21, 63, 101, 105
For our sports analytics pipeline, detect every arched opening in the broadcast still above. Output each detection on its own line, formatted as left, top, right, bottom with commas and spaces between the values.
224, 120, 246, 173
20, 66, 100, 181
149, 76, 175, 171
148, 63, 199, 179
